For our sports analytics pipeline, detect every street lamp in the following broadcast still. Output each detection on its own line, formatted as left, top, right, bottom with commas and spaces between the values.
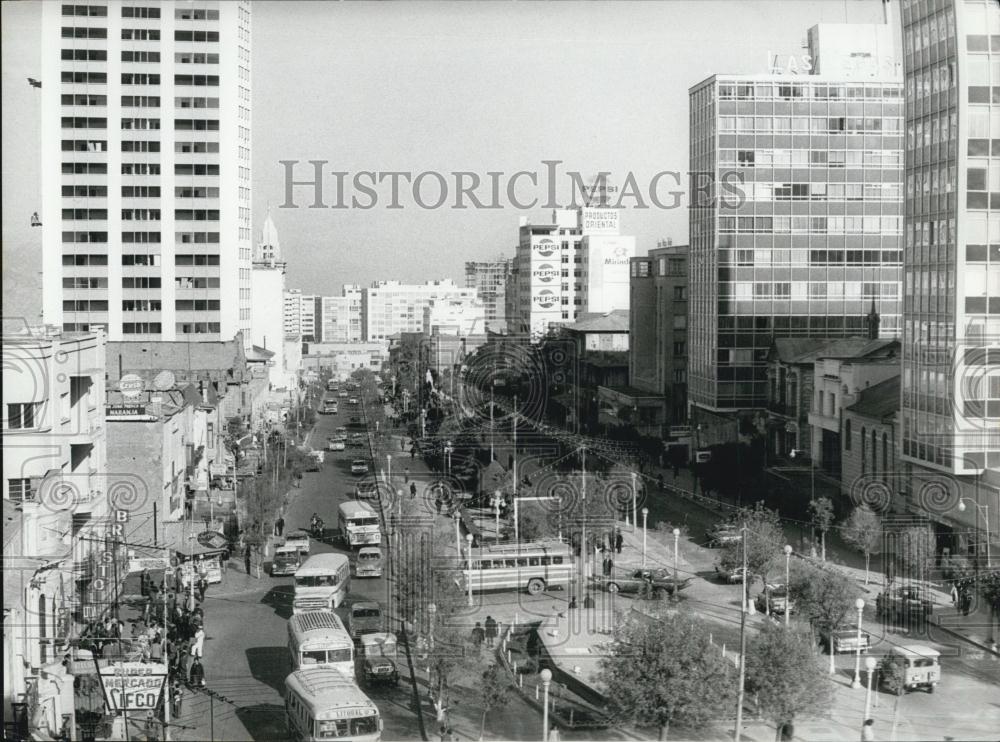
672, 527, 681, 589
428, 603, 437, 651
386, 454, 392, 486
958, 498, 991, 569
630, 471, 638, 528
493, 490, 501, 542
852, 598, 865, 689
453, 511, 461, 555
466, 533, 475, 607
783, 545, 793, 627
540, 668, 553, 742
864, 655, 877, 722
641, 508, 649, 568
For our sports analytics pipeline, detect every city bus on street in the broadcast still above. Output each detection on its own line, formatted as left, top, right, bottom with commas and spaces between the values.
338, 501, 381, 548
287, 611, 354, 676
293, 553, 351, 613
285, 667, 382, 742
458, 539, 576, 596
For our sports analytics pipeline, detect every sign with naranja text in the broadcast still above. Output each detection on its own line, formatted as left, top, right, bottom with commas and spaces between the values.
99, 662, 167, 713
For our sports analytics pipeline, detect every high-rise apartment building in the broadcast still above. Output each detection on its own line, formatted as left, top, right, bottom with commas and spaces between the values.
688, 24, 904, 414
899, 0, 999, 552
465, 257, 511, 322
510, 208, 635, 341
320, 285, 362, 344
41, 1, 253, 345
361, 280, 476, 341
283, 288, 317, 342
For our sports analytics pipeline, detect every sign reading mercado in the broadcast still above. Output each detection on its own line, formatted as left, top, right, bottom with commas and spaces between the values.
99, 662, 167, 713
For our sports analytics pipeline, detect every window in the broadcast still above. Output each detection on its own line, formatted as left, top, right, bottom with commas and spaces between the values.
7, 403, 41, 430
673, 286, 687, 301
673, 341, 686, 356
8, 479, 35, 502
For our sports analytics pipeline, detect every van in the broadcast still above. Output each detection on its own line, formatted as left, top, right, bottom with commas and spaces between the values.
879, 645, 941, 695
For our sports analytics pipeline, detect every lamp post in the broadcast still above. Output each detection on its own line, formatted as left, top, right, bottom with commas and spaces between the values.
864, 655, 877, 721
466, 533, 474, 607
630, 471, 637, 528
672, 528, 681, 599
386, 454, 392, 487
852, 598, 865, 689
540, 668, 552, 742
428, 602, 437, 651
453, 511, 461, 556
494, 490, 501, 542
642, 508, 649, 568
783, 545, 793, 627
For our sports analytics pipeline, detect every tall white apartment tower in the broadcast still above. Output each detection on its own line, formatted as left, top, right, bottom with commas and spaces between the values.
40, 1, 253, 346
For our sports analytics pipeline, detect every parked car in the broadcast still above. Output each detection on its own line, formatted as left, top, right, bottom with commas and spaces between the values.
591, 569, 693, 597
348, 601, 384, 639
877, 586, 934, 622
351, 459, 369, 476
714, 563, 748, 584
821, 628, 872, 654
755, 584, 795, 615
707, 524, 741, 547
328, 439, 346, 452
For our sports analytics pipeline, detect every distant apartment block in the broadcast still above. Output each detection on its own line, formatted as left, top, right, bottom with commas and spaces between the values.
465, 257, 511, 322
361, 279, 475, 341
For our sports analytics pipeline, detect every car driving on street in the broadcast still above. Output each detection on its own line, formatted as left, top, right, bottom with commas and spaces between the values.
351, 459, 369, 475
348, 601, 385, 639
591, 568, 693, 597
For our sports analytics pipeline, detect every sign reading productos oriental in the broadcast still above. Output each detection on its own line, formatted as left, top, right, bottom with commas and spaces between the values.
581, 208, 620, 236
99, 662, 167, 713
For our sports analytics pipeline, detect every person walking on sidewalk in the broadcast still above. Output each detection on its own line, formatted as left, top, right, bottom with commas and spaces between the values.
244, 544, 252, 575
274, 516, 285, 537
190, 626, 205, 659
196, 575, 208, 603
189, 658, 205, 688
484, 616, 498, 648
614, 529, 623, 554
410, 482, 417, 499
171, 680, 184, 718
950, 583, 959, 608
471, 622, 485, 650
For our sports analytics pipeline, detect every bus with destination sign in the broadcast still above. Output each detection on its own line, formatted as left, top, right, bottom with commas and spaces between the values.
285, 667, 382, 741
287, 611, 354, 676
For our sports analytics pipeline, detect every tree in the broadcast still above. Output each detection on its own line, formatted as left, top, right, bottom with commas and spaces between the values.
745, 623, 833, 741
599, 612, 737, 740
719, 504, 785, 613
893, 526, 935, 581
788, 562, 861, 674
808, 497, 835, 562
841, 506, 882, 585
478, 663, 511, 740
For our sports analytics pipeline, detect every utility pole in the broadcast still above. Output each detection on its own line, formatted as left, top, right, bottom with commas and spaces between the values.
734, 525, 748, 742
163, 544, 172, 741
512, 394, 518, 543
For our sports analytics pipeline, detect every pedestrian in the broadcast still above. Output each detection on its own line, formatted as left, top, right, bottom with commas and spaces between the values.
950, 583, 959, 608
275, 516, 285, 537
149, 578, 160, 605
174, 566, 184, 593
140, 569, 150, 597
177, 642, 190, 680
401, 437, 406, 452
603, 557, 612, 577
411, 446, 415, 460
484, 616, 498, 648
171, 681, 184, 718
583, 593, 594, 609
189, 658, 205, 688
615, 529, 623, 554
142, 595, 152, 625
549, 724, 561, 742
861, 718, 875, 742
150, 631, 163, 663
197, 575, 208, 603
568, 595, 577, 610
244, 545, 252, 575
410, 482, 417, 499
471, 622, 485, 649
190, 626, 205, 659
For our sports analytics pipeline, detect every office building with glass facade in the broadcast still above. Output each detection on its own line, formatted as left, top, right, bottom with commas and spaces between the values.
688, 71, 905, 414
899, 0, 999, 555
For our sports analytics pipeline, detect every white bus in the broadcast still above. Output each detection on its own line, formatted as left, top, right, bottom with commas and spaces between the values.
459, 540, 576, 596
285, 667, 382, 742
287, 611, 355, 677
293, 553, 351, 613
338, 501, 381, 548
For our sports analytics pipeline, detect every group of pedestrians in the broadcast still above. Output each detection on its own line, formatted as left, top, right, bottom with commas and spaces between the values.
470, 616, 499, 650
950, 580, 976, 616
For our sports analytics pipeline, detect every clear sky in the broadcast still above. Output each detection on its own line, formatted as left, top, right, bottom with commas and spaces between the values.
1, 0, 886, 320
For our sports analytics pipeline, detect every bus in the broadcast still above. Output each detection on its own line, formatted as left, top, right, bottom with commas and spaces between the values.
287, 611, 355, 677
285, 667, 382, 742
338, 501, 381, 548
327, 379, 338, 392
293, 553, 351, 613
459, 540, 576, 596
